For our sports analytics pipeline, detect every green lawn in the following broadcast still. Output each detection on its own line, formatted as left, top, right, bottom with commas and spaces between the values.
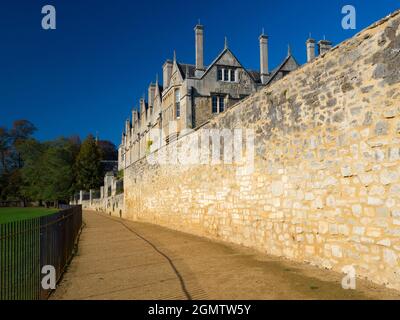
0, 207, 58, 224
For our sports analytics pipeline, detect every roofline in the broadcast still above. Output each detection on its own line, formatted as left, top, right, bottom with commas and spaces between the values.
197, 47, 259, 84
265, 54, 300, 85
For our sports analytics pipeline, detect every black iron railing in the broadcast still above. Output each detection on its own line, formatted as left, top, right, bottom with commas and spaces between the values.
0, 205, 82, 300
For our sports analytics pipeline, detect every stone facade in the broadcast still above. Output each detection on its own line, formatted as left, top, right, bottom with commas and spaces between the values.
118, 25, 303, 171
76, 172, 124, 218
82, 193, 124, 218
122, 11, 400, 290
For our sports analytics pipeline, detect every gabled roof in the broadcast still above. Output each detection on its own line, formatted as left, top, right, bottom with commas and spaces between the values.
265, 54, 300, 85
167, 48, 300, 87
247, 70, 261, 83
198, 47, 260, 84
177, 63, 198, 79
171, 58, 184, 83
154, 82, 163, 100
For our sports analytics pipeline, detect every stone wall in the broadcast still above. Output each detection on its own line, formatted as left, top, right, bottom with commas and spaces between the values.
81, 194, 124, 218
74, 171, 125, 218
124, 11, 400, 290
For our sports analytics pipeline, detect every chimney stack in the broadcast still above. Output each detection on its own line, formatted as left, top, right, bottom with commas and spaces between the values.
318, 39, 332, 56
163, 59, 173, 89
194, 23, 205, 77
121, 132, 125, 146
259, 32, 269, 85
306, 37, 316, 62
125, 119, 131, 138
148, 82, 156, 108
132, 110, 138, 127
140, 97, 146, 115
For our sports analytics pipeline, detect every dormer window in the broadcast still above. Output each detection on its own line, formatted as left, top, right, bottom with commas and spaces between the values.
223, 69, 229, 81
229, 69, 236, 82
217, 67, 236, 82
217, 69, 223, 81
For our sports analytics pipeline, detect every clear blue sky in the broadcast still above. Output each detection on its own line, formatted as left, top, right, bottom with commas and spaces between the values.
0, 0, 399, 146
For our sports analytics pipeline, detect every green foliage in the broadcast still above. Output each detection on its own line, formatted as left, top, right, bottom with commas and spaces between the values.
40, 139, 77, 201
146, 139, 153, 154
0, 120, 108, 204
1, 170, 24, 201
75, 134, 103, 191
17, 139, 46, 201
19, 138, 78, 203
0, 126, 10, 174
9, 120, 36, 143
117, 169, 124, 179
0, 120, 36, 201
0, 207, 57, 224
97, 140, 117, 160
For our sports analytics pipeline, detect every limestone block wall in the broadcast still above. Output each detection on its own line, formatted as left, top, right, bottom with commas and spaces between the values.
81, 194, 124, 218
124, 11, 400, 290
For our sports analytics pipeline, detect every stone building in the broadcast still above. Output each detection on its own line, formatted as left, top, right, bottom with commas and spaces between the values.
81, 10, 400, 292
118, 25, 330, 170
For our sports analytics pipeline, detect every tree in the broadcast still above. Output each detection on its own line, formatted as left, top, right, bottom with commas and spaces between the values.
75, 134, 103, 190
0, 173, 6, 201
40, 139, 76, 205
18, 138, 47, 202
67, 135, 82, 194
19, 138, 77, 206
0, 120, 36, 201
1, 170, 24, 201
0, 127, 10, 174
9, 120, 37, 169
68, 135, 81, 157
0, 119, 109, 205
10, 120, 36, 145
97, 140, 117, 160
